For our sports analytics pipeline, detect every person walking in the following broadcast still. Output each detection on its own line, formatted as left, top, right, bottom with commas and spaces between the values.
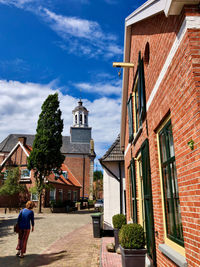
16, 201, 35, 258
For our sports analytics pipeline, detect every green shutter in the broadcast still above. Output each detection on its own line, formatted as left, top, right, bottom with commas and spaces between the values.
141, 139, 156, 265
127, 93, 133, 142
130, 158, 137, 223
138, 51, 146, 125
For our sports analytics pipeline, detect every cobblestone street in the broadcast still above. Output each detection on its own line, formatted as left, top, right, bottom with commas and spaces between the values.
0, 210, 101, 267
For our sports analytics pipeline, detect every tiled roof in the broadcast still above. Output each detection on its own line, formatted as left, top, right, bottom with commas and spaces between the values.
0, 134, 91, 154
100, 135, 124, 162
48, 164, 82, 188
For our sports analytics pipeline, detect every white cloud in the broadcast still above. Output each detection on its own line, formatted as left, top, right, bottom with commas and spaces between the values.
74, 79, 122, 96
40, 8, 122, 58
0, 79, 121, 160
0, 0, 35, 7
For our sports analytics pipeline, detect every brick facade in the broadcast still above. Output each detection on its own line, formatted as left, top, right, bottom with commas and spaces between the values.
0, 142, 81, 208
122, 4, 200, 267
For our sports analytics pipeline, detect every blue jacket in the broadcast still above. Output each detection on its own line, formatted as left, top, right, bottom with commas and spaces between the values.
18, 208, 34, 230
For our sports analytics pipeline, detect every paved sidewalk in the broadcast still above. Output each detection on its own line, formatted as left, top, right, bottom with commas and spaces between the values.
101, 237, 122, 267
0, 211, 122, 267
0, 211, 100, 267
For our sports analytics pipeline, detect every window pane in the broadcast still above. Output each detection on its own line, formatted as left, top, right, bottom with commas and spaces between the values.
168, 124, 175, 158
170, 162, 183, 241
21, 169, 30, 178
163, 165, 174, 236
159, 133, 167, 163
159, 120, 184, 246
50, 189, 56, 201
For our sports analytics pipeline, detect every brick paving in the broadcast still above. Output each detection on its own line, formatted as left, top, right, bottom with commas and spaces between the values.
0, 211, 122, 267
101, 237, 122, 267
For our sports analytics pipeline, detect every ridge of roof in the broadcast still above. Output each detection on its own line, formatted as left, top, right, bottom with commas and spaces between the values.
100, 134, 124, 162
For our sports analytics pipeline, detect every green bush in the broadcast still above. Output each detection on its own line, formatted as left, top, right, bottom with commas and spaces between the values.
112, 214, 126, 230
119, 223, 145, 249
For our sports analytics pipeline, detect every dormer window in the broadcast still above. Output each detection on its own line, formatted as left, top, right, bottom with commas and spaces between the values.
53, 170, 60, 178
21, 169, 30, 179
62, 171, 68, 179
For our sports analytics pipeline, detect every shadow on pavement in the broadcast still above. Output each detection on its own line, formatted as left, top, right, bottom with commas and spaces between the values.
0, 216, 44, 240
0, 250, 67, 267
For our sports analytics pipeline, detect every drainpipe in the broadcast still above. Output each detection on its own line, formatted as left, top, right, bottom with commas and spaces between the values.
119, 162, 123, 214
82, 156, 85, 198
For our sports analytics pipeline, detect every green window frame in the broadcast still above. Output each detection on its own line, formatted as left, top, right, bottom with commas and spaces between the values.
127, 93, 134, 143
129, 159, 137, 223
159, 120, 184, 246
133, 51, 146, 134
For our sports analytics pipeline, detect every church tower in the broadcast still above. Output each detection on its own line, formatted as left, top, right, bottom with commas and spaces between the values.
70, 99, 91, 143
72, 99, 89, 128
70, 99, 95, 200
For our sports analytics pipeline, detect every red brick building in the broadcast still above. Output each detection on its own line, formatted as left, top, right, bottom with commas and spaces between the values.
120, 1, 200, 266
0, 100, 95, 207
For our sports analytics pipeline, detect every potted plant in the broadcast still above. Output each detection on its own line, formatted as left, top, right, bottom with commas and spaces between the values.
112, 214, 126, 251
119, 223, 147, 267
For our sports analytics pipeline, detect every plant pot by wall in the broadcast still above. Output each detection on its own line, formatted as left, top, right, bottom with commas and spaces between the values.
113, 228, 120, 251
120, 245, 147, 267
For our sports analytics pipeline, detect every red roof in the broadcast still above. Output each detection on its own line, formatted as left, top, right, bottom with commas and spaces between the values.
47, 163, 81, 188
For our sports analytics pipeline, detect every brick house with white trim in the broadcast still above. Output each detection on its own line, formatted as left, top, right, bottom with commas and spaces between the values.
120, 0, 200, 266
0, 100, 95, 207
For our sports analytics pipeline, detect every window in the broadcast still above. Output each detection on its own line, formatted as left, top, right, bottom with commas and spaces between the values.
58, 189, 63, 201
84, 115, 87, 124
133, 51, 146, 134
50, 189, 56, 201
127, 94, 134, 142
137, 156, 146, 231
80, 114, 82, 124
67, 190, 71, 200
53, 170, 60, 178
3, 170, 8, 180
62, 171, 68, 179
129, 159, 137, 223
73, 191, 77, 201
75, 114, 77, 124
31, 193, 38, 201
159, 120, 184, 246
21, 169, 30, 179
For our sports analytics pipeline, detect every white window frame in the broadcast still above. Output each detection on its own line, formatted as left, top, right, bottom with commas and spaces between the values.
62, 171, 68, 179
31, 193, 38, 201
21, 169, 31, 179
3, 170, 8, 180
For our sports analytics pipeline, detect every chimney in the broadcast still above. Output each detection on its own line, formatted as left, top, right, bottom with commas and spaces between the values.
18, 137, 27, 146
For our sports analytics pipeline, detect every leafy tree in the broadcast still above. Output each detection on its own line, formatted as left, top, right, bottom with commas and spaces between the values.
28, 93, 65, 213
0, 167, 25, 209
93, 170, 103, 181
93, 170, 103, 199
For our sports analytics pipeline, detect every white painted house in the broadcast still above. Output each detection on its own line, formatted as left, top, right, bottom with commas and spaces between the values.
99, 135, 125, 230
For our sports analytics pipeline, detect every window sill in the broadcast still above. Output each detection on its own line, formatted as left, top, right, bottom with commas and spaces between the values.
133, 126, 142, 145
159, 244, 187, 267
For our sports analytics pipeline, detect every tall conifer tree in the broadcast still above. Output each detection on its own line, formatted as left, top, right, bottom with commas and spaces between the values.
28, 93, 65, 213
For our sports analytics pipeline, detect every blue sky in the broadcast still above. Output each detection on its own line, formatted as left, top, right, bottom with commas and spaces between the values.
0, 0, 145, 167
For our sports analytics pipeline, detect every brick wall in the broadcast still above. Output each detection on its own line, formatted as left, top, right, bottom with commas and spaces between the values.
64, 155, 91, 198
124, 5, 200, 267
